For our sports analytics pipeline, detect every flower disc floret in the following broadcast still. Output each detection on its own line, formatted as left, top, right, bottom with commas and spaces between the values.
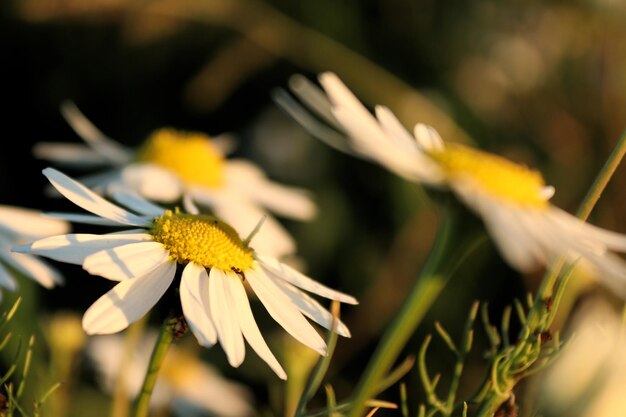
137, 128, 225, 188
428, 143, 548, 207
151, 210, 254, 272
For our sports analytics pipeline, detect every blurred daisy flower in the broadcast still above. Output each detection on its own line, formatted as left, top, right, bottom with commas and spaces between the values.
0, 204, 69, 301
88, 331, 255, 417
33, 102, 317, 258
276, 72, 626, 295
14, 168, 356, 379
537, 297, 626, 417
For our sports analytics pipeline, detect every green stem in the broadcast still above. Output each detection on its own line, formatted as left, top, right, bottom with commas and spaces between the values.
347, 209, 481, 417
133, 313, 177, 417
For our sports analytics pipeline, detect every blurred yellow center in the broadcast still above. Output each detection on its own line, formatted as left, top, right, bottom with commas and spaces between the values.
428, 143, 548, 207
137, 128, 224, 188
151, 210, 254, 272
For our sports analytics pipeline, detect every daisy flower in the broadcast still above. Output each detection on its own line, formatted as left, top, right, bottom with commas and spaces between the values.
87, 331, 255, 417
33, 102, 317, 258
14, 168, 356, 379
275, 72, 626, 295
0, 204, 69, 301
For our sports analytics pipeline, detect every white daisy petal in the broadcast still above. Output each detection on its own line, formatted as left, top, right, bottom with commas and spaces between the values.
83, 241, 170, 281
60, 101, 133, 164
0, 205, 70, 240
208, 269, 246, 367
43, 212, 135, 226
257, 255, 357, 304
13, 232, 152, 265
225, 160, 317, 221
276, 280, 351, 337
110, 188, 166, 217
33, 142, 113, 168
190, 189, 296, 258
0, 262, 17, 291
43, 168, 149, 227
414, 123, 445, 152
180, 262, 217, 347
120, 164, 184, 203
375, 105, 420, 153
0, 251, 63, 288
82, 261, 176, 335
245, 265, 327, 355
546, 207, 626, 252
225, 275, 287, 380
182, 193, 200, 215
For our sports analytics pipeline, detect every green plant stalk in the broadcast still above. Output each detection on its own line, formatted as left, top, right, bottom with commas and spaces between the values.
476, 127, 626, 417
133, 313, 177, 417
347, 209, 475, 417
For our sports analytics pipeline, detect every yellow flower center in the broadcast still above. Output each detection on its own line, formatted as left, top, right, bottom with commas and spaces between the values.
151, 210, 254, 272
428, 143, 548, 207
136, 128, 224, 188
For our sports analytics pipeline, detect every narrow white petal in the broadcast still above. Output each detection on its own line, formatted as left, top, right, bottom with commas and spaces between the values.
225, 274, 287, 379
60, 101, 133, 164
319, 72, 445, 185
245, 266, 326, 355
208, 269, 246, 367
43, 212, 133, 226
110, 188, 166, 217
0, 205, 70, 240
180, 263, 217, 346
182, 193, 200, 214
277, 280, 351, 337
413, 123, 445, 152
120, 164, 184, 203
43, 168, 149, 227
547, 207, 626, 252
0, 252, 63, 288
257, 255, 357, 304
225, 160, 317, 220
14, 232, 152, 265
375, 105, 420, 153
33, 142, 113, 168
82, 261, 176, 335
0, 262, 17, 291
83, 242, 170, 281
288, 73, 343, 130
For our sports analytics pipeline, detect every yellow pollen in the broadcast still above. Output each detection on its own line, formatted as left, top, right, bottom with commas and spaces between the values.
136, 128, 224, 188
428, 143, 548, 207
151, 210, 254, 272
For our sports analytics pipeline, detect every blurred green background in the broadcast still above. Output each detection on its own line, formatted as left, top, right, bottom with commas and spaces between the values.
1, 0, 626, 416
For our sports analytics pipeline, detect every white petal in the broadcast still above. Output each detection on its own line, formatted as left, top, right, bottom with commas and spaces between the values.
43, 168, 150, 227
43, 212, 133, 226
225, 274, 287, 379
257, 255, 357, 304
33, 142, 113, 168
288, 73, 343, 130
82, 261, 176, 335
110, 188, 166, 217
83, 241, 170, 280
190, 190, 296, 258
225, 160, 317, 221
208, 269, 246, 367
120, 164, 184, 203
319, 72, 445, 185
0, 251, 63, 288
546, 207, 626, 252
245, 266, 326, 355
0, 205, 70, 240
60, 101, 133, 164
182, 193, 200, 214
0, 262, 17, 291
413, 123, 445, 152
274, 280, 351, 338
180, 263, 217, 347
375, 105, 421, 153
14, 232, 152, 265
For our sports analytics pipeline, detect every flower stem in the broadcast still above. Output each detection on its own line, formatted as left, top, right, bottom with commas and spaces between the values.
347, 208, 484, 417
133, 313, 178, 417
